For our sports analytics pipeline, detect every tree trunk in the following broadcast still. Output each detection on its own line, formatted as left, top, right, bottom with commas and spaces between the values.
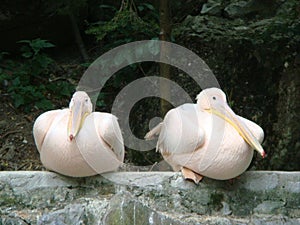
159, 0, 172, 117
69, 11, 89, 62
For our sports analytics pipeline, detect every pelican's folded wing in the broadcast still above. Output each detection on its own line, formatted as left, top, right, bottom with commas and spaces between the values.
156, 103, 205, 156
95, 113, 125, 162
33, 110, 62, 152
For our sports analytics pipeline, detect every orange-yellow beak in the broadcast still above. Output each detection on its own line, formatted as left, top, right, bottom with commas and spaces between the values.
67, 101, 89, 141
207, 102, 266, 158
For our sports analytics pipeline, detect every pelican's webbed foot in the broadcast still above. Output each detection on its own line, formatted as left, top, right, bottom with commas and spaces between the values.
181, 167, 203, 184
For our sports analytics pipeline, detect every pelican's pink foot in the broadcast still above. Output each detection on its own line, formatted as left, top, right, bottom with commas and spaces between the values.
181, 167, 203, 184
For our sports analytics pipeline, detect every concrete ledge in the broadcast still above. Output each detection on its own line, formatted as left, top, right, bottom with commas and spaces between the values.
0, 171, 299, 224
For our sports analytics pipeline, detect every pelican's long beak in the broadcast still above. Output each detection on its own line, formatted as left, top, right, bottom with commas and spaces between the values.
208, 103, 266, 158
68, 102, 88, 141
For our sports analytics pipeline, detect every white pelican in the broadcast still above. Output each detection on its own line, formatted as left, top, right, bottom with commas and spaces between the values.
145, 88, 265, 183
33, 91, 124, 177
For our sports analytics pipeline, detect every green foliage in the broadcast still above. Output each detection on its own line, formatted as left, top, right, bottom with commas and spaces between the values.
0, 39, 74, 111
86, 1, 160, 113
0, 52, 9, 61
2, 39, 54, 110
18, 39, 55, 58
85, 1, 160, 115
17, 39, 55, 79
86, 1, 159, 47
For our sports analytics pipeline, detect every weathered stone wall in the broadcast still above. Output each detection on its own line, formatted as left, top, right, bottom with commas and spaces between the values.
0, 171, 299, 224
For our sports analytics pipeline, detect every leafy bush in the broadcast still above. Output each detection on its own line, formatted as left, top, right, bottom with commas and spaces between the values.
0, 39, 74, 112
85, 1, 160, 108
86, 1, 159, 47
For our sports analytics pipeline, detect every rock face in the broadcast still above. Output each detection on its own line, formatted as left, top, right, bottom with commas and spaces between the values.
176, 0, 300, 171
0, 171, 299, 224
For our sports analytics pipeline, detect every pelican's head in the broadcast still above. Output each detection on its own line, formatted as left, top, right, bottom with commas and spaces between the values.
196, 88, 266, 158
68, 91, 92, 141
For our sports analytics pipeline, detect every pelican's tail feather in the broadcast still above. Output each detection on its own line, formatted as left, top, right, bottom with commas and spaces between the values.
144, 123, 163, 140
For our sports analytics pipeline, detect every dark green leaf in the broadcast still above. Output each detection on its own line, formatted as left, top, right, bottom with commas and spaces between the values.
22, 51, 33, 58
99, 4, 117, 11
12, 93, 24, 108
35, 99, 53, 110
141, 3, 155, 11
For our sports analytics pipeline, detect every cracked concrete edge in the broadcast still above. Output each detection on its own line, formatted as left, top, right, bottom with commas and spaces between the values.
0, 170, 299, 193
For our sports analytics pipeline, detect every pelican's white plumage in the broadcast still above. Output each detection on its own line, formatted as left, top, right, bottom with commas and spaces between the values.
146, 88, 265, 182
33, 91, 124, 177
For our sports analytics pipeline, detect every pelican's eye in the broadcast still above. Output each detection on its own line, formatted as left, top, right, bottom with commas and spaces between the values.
85, 98, 89, 103
212, 96, 216, 100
